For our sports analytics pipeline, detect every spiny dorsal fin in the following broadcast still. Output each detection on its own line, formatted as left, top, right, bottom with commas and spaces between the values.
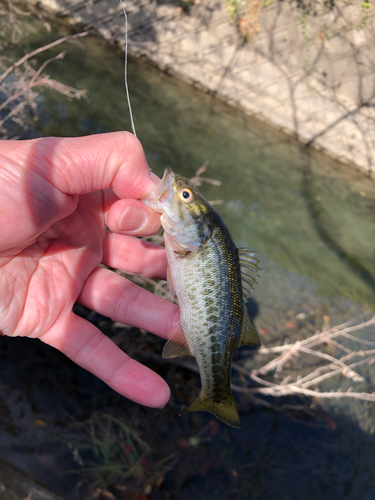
162, 322, 192, 358
238, 248, 261, 299
238, 308, 260, 347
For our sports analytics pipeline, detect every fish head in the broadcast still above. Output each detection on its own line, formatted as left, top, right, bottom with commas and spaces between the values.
142, 167, 214, 248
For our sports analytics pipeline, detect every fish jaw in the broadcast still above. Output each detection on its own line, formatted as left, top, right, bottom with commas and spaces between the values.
142, 167, 210, 251
141, 167, 175, 214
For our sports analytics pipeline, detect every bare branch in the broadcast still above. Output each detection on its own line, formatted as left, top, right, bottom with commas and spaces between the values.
0, 31, 90, 84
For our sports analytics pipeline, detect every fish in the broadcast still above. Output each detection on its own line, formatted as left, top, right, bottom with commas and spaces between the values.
142, 167, 260, 428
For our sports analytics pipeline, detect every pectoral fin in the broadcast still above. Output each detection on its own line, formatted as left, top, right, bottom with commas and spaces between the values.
166, 266, 175, 300
162, 322, 192, 358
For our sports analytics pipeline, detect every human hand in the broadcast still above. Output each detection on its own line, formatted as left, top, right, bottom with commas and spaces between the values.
0, 132, 179, 408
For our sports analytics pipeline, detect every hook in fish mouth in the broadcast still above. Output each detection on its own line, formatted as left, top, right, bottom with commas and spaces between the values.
141, 167, 175, 212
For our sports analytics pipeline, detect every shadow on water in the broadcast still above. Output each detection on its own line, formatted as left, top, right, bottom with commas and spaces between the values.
1, 11, 375, 500
301, 152, 375, 293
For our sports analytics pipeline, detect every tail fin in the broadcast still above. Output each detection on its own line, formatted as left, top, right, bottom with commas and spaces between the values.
184, 394, 241, 428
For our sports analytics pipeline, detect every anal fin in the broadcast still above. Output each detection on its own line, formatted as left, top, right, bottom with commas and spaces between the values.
238, 309, 260, 348
162, 322, 192, 358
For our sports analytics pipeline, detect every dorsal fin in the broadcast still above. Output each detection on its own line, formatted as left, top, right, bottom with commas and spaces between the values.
162, 322, 193, 358
238, 248, 261, 300
238, 308, 260, 347
236, 248, 261, 348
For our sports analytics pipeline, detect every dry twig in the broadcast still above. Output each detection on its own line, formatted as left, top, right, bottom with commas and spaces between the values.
234, 316, 375, 403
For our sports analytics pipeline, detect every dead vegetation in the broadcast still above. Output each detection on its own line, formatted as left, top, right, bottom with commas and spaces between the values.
235, 315, 375, 406
0, 0, 88, 138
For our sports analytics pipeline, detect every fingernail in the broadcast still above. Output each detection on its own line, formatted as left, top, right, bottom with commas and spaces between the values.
119, 207, 147, 232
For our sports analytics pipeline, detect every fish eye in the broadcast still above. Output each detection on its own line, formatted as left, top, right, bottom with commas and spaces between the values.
179, 188, 194, 203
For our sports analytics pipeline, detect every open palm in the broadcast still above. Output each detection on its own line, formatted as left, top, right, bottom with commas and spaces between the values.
0, 132, 178, 408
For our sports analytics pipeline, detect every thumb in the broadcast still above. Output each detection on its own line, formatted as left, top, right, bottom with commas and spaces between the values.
0, 132, 157, 251
22, 131, 156, 199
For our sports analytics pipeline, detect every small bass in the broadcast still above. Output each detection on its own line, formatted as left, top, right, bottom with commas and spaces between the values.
142, 167, 260, 428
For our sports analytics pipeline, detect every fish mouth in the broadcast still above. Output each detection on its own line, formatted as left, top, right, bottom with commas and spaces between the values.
141, 167, 175, 213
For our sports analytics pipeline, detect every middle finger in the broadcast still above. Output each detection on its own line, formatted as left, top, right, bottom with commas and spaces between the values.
102, 231, 167, 280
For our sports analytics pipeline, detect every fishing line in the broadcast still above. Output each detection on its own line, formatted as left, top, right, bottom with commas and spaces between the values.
120, 0, 137, 137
